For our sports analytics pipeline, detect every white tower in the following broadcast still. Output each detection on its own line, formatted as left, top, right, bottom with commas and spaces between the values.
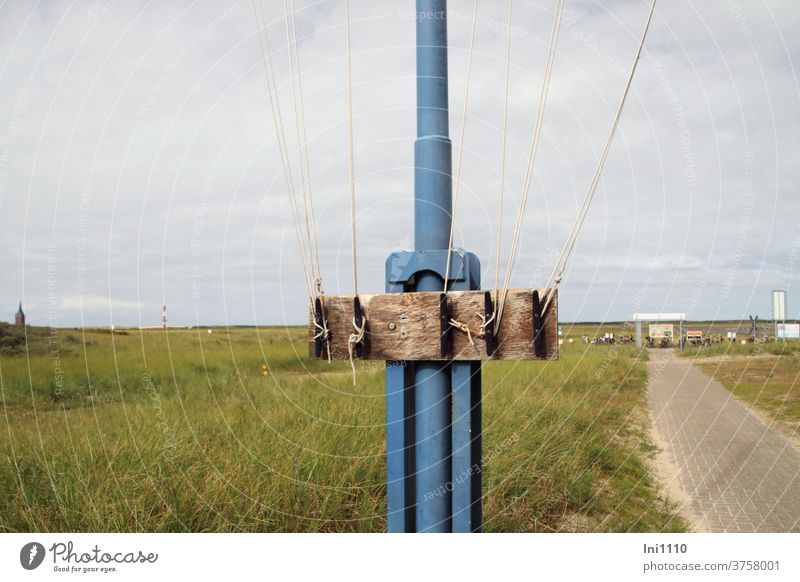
162, 304, 167, 329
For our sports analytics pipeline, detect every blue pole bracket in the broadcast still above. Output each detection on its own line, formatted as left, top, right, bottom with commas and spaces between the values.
386, 249, 480, 292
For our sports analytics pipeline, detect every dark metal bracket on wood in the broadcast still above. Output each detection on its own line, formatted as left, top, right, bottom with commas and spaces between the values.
484, 291, 495, 358
353, 295, 366, 358
532, 290, 546, 358
313, 297, 329, 358
439, 293, 451, 357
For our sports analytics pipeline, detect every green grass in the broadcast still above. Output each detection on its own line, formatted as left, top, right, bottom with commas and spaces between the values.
689, 348, 800, 429
0, 326, 686, 532
680, 341, 800, 359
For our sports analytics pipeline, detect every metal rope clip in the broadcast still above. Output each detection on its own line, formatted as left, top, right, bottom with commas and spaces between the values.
313, 297, 331, 360
483, 291, 495, 357
439, 292, 452, 357
352, 296, 366, 358
532, 290, 546, 358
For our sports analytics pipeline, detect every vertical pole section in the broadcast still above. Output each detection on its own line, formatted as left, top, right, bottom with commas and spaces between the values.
386, 361, 414, 532
451, 361, 482, 532
414, 0, 452, 533
635, 321, 642, 349
385, 0, 481, 533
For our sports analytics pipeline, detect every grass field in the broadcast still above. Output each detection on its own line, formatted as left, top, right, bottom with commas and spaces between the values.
681, 342, 800, 430
0, 325, 687, 532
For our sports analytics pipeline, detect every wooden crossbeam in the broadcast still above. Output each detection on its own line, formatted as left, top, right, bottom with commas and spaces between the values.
308, 289, 558, 361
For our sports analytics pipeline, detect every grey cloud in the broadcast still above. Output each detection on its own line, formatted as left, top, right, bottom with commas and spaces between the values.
1, 0, 798, 327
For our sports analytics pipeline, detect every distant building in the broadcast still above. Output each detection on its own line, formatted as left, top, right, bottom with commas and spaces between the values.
15, 301, 25, 326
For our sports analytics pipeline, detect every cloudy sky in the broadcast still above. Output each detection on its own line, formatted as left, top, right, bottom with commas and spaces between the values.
0, 0, 798, 327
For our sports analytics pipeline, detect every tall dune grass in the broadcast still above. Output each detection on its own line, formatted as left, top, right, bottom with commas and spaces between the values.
0, 327, 686, 532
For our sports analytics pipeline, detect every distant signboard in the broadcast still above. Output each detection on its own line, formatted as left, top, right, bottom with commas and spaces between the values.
686, 331, 703, 339
777, 323, 800, 340
649, 324, 674, 339
772, 290, 787, 321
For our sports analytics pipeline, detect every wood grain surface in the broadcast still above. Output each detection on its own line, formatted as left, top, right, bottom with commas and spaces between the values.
308, 289, 558, 361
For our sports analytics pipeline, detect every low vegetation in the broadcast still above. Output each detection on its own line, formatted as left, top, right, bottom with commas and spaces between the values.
0, 323, 51, 356
0, 326, 687, 532
681, 341, 800, 359
684, 343, 800, 429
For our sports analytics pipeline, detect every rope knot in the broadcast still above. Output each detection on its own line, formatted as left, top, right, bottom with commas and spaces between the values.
477, 310, 495, 336
449, 312, 489, 347
347, 316, 366, 386
313, 317, 331, 362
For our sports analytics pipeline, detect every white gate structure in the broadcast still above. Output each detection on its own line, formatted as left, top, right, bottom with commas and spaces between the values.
632, 312, 686, 349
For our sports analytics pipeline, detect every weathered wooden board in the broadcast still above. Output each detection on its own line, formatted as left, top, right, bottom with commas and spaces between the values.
308, 289, 557, 361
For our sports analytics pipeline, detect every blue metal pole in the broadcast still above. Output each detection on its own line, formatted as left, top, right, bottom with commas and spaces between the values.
414, 0, 452, 533
385, 0, 481, 533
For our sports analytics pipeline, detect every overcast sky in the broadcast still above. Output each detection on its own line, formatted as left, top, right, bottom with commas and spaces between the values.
0, 0, 798, 327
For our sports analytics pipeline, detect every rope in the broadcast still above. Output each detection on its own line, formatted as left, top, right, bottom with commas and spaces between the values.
289, 1, 321, 289
443, 0, 479, 293
449, 318, 476, 346
542, 0, 657, 314
494, 0, 513, 312
284, 0, 324, 295
252, 0, 315, 307
478, 310, 495, 335
495, 0, 564, 331
313, 316, 332, 362
345, 0, 358, 296
344, 0, 363, 386
347, 316, 366, 385
449, 312, 492, 347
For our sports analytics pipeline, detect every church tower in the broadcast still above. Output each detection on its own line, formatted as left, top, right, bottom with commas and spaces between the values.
15, 301, 25, 326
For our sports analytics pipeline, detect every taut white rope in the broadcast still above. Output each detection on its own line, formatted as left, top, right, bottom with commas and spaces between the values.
284, 0, 324, 295
542, 0, 657, 314
345, 0, 358, 296
494, 0, 513, 310
495, 0, 564, 331
252, 1, 315, 305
